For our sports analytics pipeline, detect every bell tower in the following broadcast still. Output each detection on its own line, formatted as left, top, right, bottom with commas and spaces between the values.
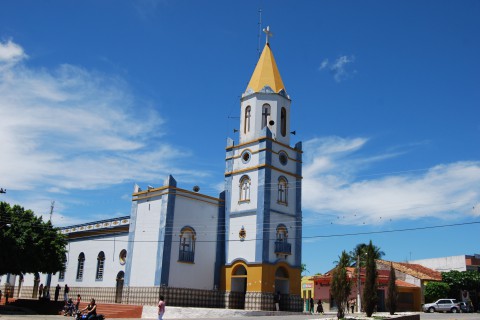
223, 28, 303, 311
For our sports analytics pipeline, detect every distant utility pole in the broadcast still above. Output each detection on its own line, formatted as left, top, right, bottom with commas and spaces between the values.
49, 201, 55, 222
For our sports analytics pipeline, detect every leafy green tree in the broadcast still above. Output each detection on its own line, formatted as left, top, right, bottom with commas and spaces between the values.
330, 250, 351, 319
386, 263, 397, 315
424, 282, 450, 303
0, 202, 67, 275
362, 241, 378, 317
441, 270, 480, 310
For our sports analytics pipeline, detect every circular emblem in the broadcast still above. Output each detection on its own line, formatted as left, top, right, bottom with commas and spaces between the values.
239, 226, 246, 241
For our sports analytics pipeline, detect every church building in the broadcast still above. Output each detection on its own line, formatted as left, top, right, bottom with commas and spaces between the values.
10, 31, 303, 311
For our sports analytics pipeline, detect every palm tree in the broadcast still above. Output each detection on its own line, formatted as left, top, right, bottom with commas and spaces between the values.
349, 243, 385, 267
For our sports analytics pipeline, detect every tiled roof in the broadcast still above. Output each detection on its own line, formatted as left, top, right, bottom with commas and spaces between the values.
396, 279, 419, 288
377, 259, 442, 281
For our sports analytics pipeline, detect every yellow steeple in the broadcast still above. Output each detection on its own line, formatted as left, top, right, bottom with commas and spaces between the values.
246, 43, 286, 94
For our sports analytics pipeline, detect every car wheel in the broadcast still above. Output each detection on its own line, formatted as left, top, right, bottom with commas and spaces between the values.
428, 307, 435, 313
451, 307, 458, 313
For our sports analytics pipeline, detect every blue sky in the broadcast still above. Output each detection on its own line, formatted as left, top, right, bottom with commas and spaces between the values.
0, 0, 479, 273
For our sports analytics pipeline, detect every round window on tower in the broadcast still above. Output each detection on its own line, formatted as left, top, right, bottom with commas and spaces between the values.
279, 151, 288, 166
241, 150, 251, 163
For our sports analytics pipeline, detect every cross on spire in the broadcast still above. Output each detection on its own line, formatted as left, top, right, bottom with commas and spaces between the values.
263, 26, 273, 44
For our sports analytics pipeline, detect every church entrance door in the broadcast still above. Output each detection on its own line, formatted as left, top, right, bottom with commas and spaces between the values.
274, 267, 290, 310
115, 271, 124, 303
231, 265, 247, 309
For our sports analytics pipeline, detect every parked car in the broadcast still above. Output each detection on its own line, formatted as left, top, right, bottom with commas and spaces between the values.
422, 299, 459, 313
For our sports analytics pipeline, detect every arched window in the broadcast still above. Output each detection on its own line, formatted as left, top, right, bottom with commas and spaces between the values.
178, 227, 196, 263
119, 249, 127, 265
59, 254, 67, 281
262, 104, 271, 129
278, 177, 288, 205
281, 107, 287, 137
274, 225, 291, 255
244, 106, 251, 133
76, 252, 85, 281
239, 175, 251, 202
96, 251, 105, 280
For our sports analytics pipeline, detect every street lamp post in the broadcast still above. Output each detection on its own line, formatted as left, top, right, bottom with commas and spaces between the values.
357, 254, 361, 313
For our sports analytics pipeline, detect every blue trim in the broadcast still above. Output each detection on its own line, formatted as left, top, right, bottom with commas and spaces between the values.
263, 137, 272, 262
156, 175, 177, 286
229, 209, 257, 217
270, 208, 296, 217
294, 141, 303, 267
124, 200, 138, 286
214, 191, 226, 289
225, 152, 233, 172
67, 231, 128, 243
60, 216, 130, 231
224, 176, 232, 262
255, 135, 272, 262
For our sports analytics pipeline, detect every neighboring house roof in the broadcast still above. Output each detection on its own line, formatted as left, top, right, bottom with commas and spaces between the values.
377, 259, 442, 281
396, 279, 418, 288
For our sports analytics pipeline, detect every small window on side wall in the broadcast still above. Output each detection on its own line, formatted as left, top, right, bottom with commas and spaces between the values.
76, 252, 85, 281
178, 227, 196, 263
119, 249, 127, 265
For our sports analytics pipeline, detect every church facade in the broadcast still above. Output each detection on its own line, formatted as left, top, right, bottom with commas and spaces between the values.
9, 37, 303, 311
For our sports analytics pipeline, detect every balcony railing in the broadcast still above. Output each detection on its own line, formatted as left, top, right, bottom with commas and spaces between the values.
274, 241, 291, 255
178, 250, 195, 263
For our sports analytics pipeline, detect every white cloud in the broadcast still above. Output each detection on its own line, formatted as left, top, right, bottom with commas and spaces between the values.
0, 40, 203, 194
302, 136, 480, 225
0, 39, 27, 67
319, 55, 356, 82
319, 59, 329, 70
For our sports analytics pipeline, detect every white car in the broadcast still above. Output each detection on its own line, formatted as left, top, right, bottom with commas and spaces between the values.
422, 299, 459, 313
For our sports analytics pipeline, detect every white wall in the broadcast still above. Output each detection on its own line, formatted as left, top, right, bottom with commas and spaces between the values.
21, 233, 128, 289
227, 215, 257, 263
411, 255, 467, 272
167, 195, 220, 290
128, 195, 164, 286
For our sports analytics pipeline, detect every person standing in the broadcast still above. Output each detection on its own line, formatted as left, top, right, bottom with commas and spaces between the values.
350, 299, 355, 313
76, 294, 82, 311
38, 283, 44, 299
309, 297, 314, 314
158, 295, 166, 320
54, 284, 60, 301
317, 299, 324, 314
274, 291, 281, 311
63, 284, 69, 302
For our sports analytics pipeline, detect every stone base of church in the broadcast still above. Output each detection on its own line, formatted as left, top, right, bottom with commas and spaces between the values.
19, 286, 302, 311
244, 291, 303, 311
